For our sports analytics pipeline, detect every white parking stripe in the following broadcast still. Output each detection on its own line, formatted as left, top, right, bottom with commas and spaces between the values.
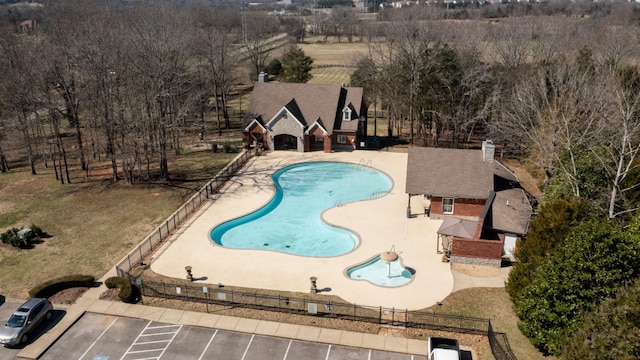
282, 339, 293, 359
119, 321, 182, 360
156, 324, 182, 359
131, 340, 171, 346
241, 334, 255, 360
78, 317, 118, 360
147, 325, 180, 330
325, 344, 332, 360
121, 320, 152, 360
198, 329, 218, 360
368, 349, 372, 360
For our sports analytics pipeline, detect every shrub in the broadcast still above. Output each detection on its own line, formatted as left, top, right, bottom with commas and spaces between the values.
211, 142, 218, 153
0, 225, 45, 248
30, 224, 44, 237
29, 274, 95, 298
104, 276, 135, 303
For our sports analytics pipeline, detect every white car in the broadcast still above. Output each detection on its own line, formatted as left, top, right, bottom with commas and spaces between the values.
0, 298, 53, 346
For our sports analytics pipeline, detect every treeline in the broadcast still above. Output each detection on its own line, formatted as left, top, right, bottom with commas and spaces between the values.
0, 0, 283, 183
346, 6, 640, 358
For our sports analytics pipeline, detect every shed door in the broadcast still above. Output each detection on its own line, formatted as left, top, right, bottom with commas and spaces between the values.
503, 233, 517, 255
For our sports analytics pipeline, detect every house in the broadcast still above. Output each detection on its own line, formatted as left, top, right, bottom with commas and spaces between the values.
242, 82, 367, 153
405, 141, 533, 267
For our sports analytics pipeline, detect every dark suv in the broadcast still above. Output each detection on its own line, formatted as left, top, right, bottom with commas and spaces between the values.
0, 298, 53, 346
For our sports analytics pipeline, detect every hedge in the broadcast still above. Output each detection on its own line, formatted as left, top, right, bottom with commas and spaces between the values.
29, 274, 95, 298
105, 276, 134, 303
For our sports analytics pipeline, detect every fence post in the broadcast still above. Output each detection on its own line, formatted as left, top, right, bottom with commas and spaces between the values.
139, 246, 143, 263
353, 303, 356, 321
127, 255, 132, 272
404, 309, 409, 327
379, 307, 382, 324
392, 307, 395, 325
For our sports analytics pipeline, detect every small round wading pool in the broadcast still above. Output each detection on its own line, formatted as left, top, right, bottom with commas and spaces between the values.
346, 255, 414, 287
210, 161, 393, 257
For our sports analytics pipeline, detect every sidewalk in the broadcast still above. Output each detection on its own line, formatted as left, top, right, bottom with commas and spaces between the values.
17, 264, 507, 359
17, 274, 430, 359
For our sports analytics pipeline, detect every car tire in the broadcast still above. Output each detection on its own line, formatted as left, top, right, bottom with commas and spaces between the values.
46, 311, 52, 320
20, 334, 27, 345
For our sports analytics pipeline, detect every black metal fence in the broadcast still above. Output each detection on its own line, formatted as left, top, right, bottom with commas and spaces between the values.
115, 149, 255, 277
136, 279, 516, 359
488, 321, 516, 360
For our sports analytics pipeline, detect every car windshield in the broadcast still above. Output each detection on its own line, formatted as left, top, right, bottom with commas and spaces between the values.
5, 314, 27, 328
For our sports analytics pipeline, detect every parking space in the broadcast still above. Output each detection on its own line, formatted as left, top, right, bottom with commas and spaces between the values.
40, 313, 427, 360
0, 297, 66, 360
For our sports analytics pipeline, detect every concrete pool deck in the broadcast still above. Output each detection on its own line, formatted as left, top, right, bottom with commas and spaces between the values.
151, 150, 454, 310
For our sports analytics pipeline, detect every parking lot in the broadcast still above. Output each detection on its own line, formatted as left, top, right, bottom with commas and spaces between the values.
39, 313, 427, 360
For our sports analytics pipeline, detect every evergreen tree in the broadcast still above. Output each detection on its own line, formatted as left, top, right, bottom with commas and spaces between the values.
516, 217, 640, 356
562, 277, 640, 359
280, 46, 313, 83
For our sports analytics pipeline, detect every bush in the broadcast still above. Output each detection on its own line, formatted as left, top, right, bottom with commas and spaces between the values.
211, 142, 218, 153
30, 224, 44, 237
0, 224, 45, 248
29, 274, 95, 298
105, 276, 135, 303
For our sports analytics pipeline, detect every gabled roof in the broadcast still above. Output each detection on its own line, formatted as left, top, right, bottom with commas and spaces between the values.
243, 116, 267, 132
266, 101, 306, 129
406, 147, 517, 199
305, 119, 329, 135
243, 82, 364, 134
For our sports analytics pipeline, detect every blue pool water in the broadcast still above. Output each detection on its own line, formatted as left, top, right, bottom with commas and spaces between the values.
346, 256, 413, 287
210, 161, 393, 257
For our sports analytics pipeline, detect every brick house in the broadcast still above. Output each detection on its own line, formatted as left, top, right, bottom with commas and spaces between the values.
242, 82, 367, 153
405, 141, 533, 267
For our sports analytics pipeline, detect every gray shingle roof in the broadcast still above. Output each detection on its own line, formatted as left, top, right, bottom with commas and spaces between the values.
490, 189, 532, 235
244, 83, 363, 133
406, 147, 517, 199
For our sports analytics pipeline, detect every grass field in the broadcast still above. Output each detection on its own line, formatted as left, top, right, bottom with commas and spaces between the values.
0, 150, 237, 299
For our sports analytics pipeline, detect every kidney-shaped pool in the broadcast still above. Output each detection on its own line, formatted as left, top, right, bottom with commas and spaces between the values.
210, 161, 393, 257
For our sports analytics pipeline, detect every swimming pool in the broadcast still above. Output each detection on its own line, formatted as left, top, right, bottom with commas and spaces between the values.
210, 161, 393, 256
346, 255, 414, 287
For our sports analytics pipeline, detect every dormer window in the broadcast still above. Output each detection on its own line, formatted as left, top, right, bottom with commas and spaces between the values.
343, 108, 351, 122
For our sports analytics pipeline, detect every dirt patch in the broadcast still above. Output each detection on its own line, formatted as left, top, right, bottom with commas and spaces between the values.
451, 263, 501, 278
501, 159, 543, 200
99, 288, 121, 301
48, 287, 90, 305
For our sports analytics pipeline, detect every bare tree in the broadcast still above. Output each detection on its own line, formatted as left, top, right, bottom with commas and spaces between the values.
243, 10, 279, 82
595, 67, 640, 219
0, 29, 39, 175
383, 17, 438, 144
42, 1, 90, 173
124, 3, 196, 181
493, 61, 612, 193
196, 9, 239, 136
